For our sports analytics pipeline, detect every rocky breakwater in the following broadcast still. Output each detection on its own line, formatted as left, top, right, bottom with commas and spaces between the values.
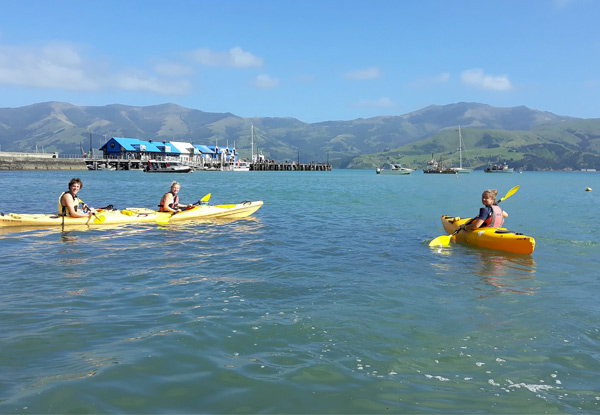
0, 152, 87, 170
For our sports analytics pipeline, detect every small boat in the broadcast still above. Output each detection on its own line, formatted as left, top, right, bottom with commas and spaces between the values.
485, 162, 514, 173
440, 215, 535, 254
229, 160, 251, 172
0, 200, 263, 229
423, 155, 458, 174
376, 163, 413, 175
144, 160, 192, 173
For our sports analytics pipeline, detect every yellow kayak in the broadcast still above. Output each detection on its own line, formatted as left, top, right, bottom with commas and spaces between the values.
124, 201, 264, 223
441, 215, 535, 255
0, 201, 263, 228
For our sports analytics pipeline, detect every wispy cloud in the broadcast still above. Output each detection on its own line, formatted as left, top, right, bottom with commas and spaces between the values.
461, 68, 512, 91
0, 42, 191, 95
351, 97, 397, 108
345, 66, 381, 80
154, 62, 194, 77
408, 72, 450, 88
251, 74, 280, 89
189, 46, 263, 68
553, 0, 577, 8
114, 71, 190, 95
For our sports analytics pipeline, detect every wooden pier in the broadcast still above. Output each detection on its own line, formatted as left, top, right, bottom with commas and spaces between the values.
83, 157, 331, 172
250, 161, 331, 171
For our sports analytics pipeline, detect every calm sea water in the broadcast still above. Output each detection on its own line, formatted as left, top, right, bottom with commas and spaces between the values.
1, 169, 599, 414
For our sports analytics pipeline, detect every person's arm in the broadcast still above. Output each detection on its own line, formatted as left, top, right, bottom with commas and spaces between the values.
62, 194, 91, 218
462, 218, 484, 231
460, 207, 487, 231
81, 202, 96, 215
502, 210, 508, 218
162, 193, 177, 213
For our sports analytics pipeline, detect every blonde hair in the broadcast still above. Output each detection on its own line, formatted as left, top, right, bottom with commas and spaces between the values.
171, 181, 180, 187
482, 189, 498, 203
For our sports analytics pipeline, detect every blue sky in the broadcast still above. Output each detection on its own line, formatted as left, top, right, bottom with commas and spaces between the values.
0, 0, 598, 122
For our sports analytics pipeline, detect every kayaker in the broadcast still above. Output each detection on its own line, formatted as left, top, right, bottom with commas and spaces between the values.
460, 189, 508, 231
159, 181, 192, 213
59, 178, 97, 218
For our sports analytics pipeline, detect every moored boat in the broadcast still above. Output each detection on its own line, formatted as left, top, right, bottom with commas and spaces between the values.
424, 155, 458, 174
0, 200, 263, 228
440, 215, 535, 254
376, 163, 413, 175
454, 126, 472, 173
144, 160, 192, 173
485, 162, 513, 173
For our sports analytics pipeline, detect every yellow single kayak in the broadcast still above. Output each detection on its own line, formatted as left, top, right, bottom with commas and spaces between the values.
0, 201, 263, 228
441, 215, 535, 255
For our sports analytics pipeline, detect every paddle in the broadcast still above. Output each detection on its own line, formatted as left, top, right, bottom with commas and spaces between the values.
78, 198, 106, 224
156, 193, 211, 225
195, 193, 211, 205
429, 185, 520, 248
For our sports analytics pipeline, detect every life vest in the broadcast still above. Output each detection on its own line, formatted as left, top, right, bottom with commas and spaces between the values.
159, 192, 179, 212
483, 205, 504, 227
58, 191, 80, 216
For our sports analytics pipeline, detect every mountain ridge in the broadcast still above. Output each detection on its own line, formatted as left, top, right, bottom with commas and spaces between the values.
1, 101, 597, 170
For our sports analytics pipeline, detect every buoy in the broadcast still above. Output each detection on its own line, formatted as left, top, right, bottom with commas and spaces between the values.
585, 187, 592, 191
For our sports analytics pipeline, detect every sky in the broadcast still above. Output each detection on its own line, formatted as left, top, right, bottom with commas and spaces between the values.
0, 0, 598, 123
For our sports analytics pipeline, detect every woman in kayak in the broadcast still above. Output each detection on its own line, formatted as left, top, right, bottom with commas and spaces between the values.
460, 189, 508, 231
159, 181, 192, 213
59, 178, 97, 218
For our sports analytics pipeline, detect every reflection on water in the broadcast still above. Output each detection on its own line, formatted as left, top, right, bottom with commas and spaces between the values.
431, 244, 537, 295
470, 250, 537, 296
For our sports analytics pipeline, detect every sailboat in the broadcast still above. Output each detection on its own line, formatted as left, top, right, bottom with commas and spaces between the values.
455, 126, 472, 174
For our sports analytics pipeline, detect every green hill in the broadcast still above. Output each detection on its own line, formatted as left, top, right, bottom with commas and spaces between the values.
339, 120, 600, 171
1, 101, 598, 170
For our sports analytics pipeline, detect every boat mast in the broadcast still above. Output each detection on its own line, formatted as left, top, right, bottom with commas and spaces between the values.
459, 126, 463, 169
251, 124, 254, 163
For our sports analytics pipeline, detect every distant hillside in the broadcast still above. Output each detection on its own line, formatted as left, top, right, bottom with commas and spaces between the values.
342, 119, 600, 171
1, 101, 597, 170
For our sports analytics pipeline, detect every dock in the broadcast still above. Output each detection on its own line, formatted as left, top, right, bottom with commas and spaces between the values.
83, 157, 331, 172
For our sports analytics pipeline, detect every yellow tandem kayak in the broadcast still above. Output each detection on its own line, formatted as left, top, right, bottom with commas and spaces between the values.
441, 215, 535, 255
0, 201, 263, 228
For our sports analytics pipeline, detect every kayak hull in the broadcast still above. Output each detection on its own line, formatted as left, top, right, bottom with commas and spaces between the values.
126, 200, 264, 222
0, 201, 263, 228
441, 215, 535, 255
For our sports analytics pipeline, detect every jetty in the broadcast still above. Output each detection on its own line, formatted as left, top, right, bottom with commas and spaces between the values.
0, 151, 86, 170
84, 157, 330, 171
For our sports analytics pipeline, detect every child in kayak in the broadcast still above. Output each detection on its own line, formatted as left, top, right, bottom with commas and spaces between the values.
59, 178, 97, 218
460, 189, 508, 231
159, 181, 192, 213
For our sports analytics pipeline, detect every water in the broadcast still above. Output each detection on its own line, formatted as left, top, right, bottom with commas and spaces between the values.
1, 169, 599, 413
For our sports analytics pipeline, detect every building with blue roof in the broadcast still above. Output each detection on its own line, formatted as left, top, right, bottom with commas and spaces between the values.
99, 137, 241, 168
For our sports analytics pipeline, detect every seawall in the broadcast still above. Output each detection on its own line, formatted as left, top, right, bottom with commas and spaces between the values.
0, 152, 87, 171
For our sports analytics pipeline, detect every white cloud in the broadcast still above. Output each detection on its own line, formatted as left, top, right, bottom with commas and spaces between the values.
155, 62, 194, 77
0, 43, 99, 91
0, 42, 191, 95
461, 68, 512, 91
408, 72, 450, 88
189, 46, 263, 68
345, 66, 381, 80
351, 97, 397, 108
114, 72, 190, 95
251, 74, 280, 89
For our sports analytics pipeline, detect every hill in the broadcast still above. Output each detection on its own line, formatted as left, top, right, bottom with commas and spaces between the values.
343, 119, 600, 171
0, 101, 598, 170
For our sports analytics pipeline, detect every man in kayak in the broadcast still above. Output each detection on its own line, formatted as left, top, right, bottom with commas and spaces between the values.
460, 189, 508, 231
159, 181, 192, 213
59, 178, 97, 218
